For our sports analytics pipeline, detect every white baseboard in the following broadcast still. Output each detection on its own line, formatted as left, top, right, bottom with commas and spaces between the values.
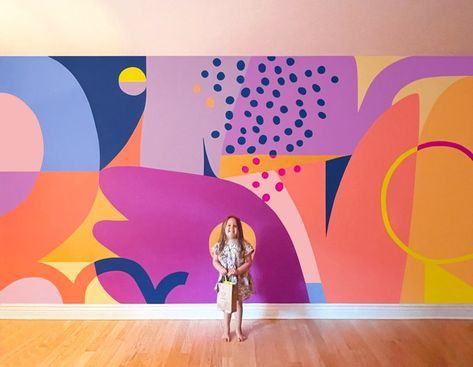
1, 304, 472, 320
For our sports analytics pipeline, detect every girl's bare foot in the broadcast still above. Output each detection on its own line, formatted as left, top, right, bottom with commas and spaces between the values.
222, 332, 230, 342
236, 330, 247, 342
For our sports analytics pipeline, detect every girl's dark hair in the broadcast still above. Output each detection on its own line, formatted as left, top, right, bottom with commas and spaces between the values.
216, 215, 245, 254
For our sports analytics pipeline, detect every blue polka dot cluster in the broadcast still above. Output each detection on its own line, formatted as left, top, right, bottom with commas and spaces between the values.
202, 57, 341, 156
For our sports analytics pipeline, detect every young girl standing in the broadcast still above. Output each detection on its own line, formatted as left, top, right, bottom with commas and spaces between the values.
211, 215, 255, 342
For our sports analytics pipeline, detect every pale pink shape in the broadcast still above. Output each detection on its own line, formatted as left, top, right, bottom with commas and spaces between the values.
294, 165, 301, 173
0, 93, 44, 171
275, 182, 284, 191
241, 165, 249, 173
252, 181, 260, 188
262, 193, 270, 202
252, 157, 260, 165
278, 168, 286, 176
261, 171, 269, 179
0, 277, 62, 303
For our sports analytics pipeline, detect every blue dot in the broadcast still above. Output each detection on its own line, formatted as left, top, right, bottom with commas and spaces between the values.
304, 129, 313, 138
317, 65, 326, 74
237, 137, 246, 145
256, 87, 264, 94
250, 99, 258, 107
298, 87, 307, 95
269, 149, 277, 156
237, 75, 245, 84
225, 111, 233, 120
240, 127, 247, 134
258, 63, 266, 73
272, 89, 280, 98
201, 70, 209, 78
261, 77, 270, 86
226, 96, 235, 105
275, 66, 282, 74
312, 84, 321, 92
317, 99, 325, 106
247, 146, 256, 153
211, 130, 220, 138
244, 110, 252, 117
237, 60, 246, 70
296, 99, 304, 107
224, 123, 232, 131
289, 73, 297, 82
273, 135, 281, 142
318, 112, 327, 119
286, 144, 294, 152
241, 88, 250, 97
280, 105, 288, 113
278, 77, 285, 86
305, 70, 312, 77
213, 58, 222, 67
266, 101, 274, 108
226, 145, 235, 154
296, 140, 304, 147
214, 84, 222, 92
284, 128, 293, 136
299, 109, 307, 118
273, 116, 281, 125
252, 126, 260, 133
331, 76, 339, 83
286, 58, 295, 66
295, 119, 303, 128
259, 135, 268, 144
256, 115, 264, 125
267, 56, 276, 61
217, 72, 225, 80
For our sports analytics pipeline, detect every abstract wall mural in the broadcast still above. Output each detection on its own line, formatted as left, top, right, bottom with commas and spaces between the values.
0, 56, 472, 304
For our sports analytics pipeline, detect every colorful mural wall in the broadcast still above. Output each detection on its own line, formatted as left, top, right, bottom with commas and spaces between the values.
0, 56, 472, 304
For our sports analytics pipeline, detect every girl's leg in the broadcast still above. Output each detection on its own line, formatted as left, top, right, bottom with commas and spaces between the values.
222, 311, 231, 342
235, 300, 247, 341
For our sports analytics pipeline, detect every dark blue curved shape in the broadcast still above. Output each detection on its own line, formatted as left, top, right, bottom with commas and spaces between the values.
52, 57, 146, 169
326, 155, 351, 233
95, 258, 188, 304
203, 139, 217, 177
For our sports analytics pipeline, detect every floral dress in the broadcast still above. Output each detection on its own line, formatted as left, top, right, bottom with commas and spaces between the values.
212, 239, 255, 301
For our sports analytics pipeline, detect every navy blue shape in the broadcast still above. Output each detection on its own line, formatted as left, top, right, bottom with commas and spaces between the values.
237, 60, 246, 70
266, 101, 274, 108
213, 58, 222, 66
258, 63, 266, 72
203, 139, 217, 177
305, 70, 313, 77
317, 65, 326, 74
95, 258, 188, 304
325, 155, 351, 233
52, 57, 146, 169
237, 75, 245, 84
226, 145, 235, 154
274, 66, 282, 74
286, 58, 295, 66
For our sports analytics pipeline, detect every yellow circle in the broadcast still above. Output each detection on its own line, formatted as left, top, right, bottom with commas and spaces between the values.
118, 67, 146, 83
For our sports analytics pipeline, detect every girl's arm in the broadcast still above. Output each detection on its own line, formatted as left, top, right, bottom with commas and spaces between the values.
212, 252, 228, 275
235, 254, 253, 276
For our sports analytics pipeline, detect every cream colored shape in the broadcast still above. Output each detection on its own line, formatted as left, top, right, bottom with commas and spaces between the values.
355, 56, 401, 109
40, 188, 124, 262
41, 262, 91, 283
85, 278, 119, 304
0, 0, 124, 54
393, 77, 462, 136
225, 172, 320, 283
424, 263, 473, 303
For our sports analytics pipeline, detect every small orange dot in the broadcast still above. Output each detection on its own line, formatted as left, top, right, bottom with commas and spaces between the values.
206, 97, 215, 108
193, 84, 201, 93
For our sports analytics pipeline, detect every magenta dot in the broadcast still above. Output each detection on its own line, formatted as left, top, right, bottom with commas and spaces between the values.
252, 157, 260, 165
262, 171, 269, 179
294, 165, 301, 173
252, 181, 260, 188
262, 193, 271, 202
275, 182, 284, 192
278, 168, 286, 176
242, 166, 249, 173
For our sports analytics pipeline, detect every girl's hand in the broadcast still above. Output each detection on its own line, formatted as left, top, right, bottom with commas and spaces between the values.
228, 268, 238, 276
220, 268, 228, 276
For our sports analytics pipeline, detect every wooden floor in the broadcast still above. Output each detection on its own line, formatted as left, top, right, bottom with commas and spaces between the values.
0, 319, 472, 366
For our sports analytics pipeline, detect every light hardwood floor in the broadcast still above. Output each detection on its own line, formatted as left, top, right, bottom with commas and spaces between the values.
0, 319, 472, 366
